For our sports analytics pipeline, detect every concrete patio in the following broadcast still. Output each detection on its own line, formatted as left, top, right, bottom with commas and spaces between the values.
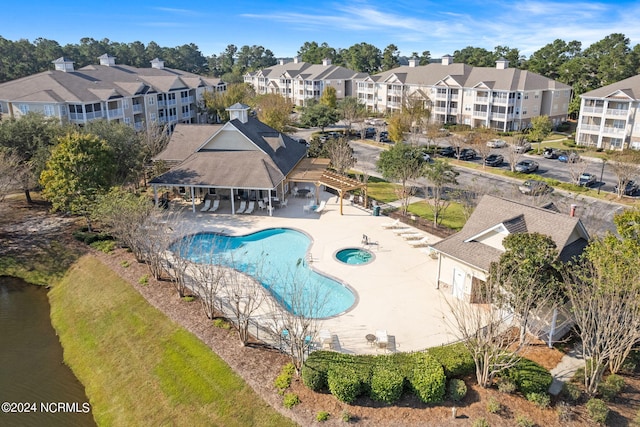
168, 189, 462, 355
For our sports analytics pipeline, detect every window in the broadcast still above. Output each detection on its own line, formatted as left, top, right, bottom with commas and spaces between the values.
19, 104, 29, 114
124, 117, 131, 125
148, 96, 155, 105
43, 105, 55, 117
150, 112, 156, 120
123, 99, 129, 109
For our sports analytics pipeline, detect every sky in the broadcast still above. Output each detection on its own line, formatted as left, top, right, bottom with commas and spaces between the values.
2, 0, 639, 60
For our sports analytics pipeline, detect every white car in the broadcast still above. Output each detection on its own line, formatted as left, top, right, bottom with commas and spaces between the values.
486, 139, 507, 148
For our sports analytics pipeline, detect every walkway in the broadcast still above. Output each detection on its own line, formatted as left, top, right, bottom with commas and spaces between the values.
548, 345, 584, 395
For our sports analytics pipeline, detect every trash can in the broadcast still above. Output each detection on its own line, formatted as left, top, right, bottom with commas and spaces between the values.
373, 206, 381, 216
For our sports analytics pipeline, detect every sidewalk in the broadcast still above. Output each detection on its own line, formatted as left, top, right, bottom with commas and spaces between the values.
548, 344, 584, 395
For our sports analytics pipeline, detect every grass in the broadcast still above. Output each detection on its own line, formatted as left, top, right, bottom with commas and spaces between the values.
48, 255, 296, 427
407, 201, 467, 231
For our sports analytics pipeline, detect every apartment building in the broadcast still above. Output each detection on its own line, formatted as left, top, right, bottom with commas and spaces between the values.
575, 74, 640, 150
356, 56, 571, 132
0, 54, 226, 133
244, 57, 367, 106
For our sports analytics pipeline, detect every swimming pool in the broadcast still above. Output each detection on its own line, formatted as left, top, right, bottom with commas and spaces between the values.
172, 228, 355, 318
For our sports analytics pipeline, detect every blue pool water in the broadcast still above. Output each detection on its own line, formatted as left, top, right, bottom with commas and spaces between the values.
335, 248, 374, 265
172, 228, 355, 318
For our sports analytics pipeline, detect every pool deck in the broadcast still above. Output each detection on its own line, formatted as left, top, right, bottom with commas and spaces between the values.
170, 191, 461, 355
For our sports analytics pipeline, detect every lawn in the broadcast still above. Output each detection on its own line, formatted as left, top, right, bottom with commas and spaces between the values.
49, 255, 296, 427
407, 200, 467, 231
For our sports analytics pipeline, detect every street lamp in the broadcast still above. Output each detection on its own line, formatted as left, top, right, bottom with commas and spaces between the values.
598, 159, 607, 194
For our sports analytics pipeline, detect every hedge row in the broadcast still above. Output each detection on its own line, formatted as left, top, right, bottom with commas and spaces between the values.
302, 343, 473, 404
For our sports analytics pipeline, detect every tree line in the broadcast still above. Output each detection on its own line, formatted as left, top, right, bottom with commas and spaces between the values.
2, 33, 640, 113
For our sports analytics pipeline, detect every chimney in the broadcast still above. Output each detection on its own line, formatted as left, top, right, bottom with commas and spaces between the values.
279, 58, 286, 65
570, 204, 577, 217
441, 55, 453, 66
151, 58, 165, 69
98, 54, 116, 66
293, 56, 300, 64
226, 103, 250, 123
52, 57, 74, 72
408, 57, 419, 67
322, 57, 332, 66
496, 57, 509, 69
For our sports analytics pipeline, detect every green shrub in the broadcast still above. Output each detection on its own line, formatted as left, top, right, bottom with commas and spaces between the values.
621, 350, 640, 374
497, 377, 517, 394
486, 396, 502, 414
586, 398, 609, 424
633, 408, 640, 426
274, 363, 296, 395
90, 239, 116, 253
472, 417, 490, 427
301, 351, 350, 392
327, 365, 363, 404
447, 378, 467, 402
213, 318, 231, 329
504, 358, 552, 395
427, 343, 475, 378
602, 374, 625, 400
138, 275, 149, 285
341, 410, 351, 422
557, 402, 574, 423
120, 260, 130, 268
316, 411, 330, 422
283, 392, 300, 409
515, 414, 534, 427
369, 364, 405, 404
560, 382, 582, 402
409, 353, 446, 404
181, 295, 195, 302
526, 392, 551, 408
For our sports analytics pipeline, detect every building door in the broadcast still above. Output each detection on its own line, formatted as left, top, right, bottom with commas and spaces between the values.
452, 268, 465, 300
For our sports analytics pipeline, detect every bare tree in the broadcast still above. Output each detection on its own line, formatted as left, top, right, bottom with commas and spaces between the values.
505, 135, 527, 172
466, 129, 495, 168
609, 151, 640, 198
160, 231, 196, 297
191, 261, 227, 319
424, 124, 442, 149
0, 150, 24, 202
220, 265, 266, 346
265, 269, 331, 372
445, 277, 525, 388
138, 123, 170, 187
566, 157, 590, 185
326, 138, 357, 175
423, 159, 459, 227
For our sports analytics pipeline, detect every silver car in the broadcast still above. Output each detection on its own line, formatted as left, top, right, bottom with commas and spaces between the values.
487, 139, 507, 148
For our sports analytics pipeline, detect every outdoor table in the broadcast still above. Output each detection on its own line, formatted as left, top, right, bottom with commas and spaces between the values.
366, 334, 376, 346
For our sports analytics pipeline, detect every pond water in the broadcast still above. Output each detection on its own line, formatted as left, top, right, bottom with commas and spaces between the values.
0, 277, 95, 426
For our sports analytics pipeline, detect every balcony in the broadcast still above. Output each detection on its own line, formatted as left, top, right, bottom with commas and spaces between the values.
475, 96, 489, 103
134, 122, 144, 131
492, 97, 508, 105
582, 106, 604, 115
106, 108, 124, 119
602, 126, 626, 135
473, 110, 488, 118
132, 104, 143, 113
579, 124, 600, 132
490, 112, 506, 120
605, 108, 628, 117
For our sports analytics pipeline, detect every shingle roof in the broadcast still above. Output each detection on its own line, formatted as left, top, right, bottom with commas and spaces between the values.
0, 61, 224, 103
580, 74, 640, 100
150, 116, 307, 189
251, 61, 363, 81
369, 63, 571, 91
431, 195, 589, 271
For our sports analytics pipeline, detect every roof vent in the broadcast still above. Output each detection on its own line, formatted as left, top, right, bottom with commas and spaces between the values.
441, 55, 453, 66
151, 58, 165, 69
98, 54, 116, 66
226, 103, 250, 123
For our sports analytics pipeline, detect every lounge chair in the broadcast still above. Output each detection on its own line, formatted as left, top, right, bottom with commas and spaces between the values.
401, 233, 423, 240
243, 201, 255, 214
314, 200, 326, 213
235, 200, 246, 214
258, 200, 266, 210
280, 199, 288, 208
391, 227, 411, 235
408, 236, 430, 247
375, 330, 388, 351
319, 329, 333, 350
209, 199, 220, 212
292, 187, 299, 197
381, 218, 401, 229
200, 199, 211, 212
303, 200, 314, 213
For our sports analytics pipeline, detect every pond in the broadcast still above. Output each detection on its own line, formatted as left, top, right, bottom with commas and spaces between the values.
0, 277, 95, 426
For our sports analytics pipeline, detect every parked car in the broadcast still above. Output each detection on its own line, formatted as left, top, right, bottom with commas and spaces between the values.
513, 140, 532, 153
614, 180, 640, 196
558, 151, 580, 163
487, 139, 507, 148
458, 148, 477, 160
514, 159, 539, 173
519, 179, 551, 195
438, 128, 451, 137
438, 146, 456, 157
484, 154, 504, 167
577, 173, 597, 187
543, 147, 559, 159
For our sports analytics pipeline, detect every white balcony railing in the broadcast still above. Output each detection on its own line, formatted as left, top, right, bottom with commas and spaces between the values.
602, 126, 626, 135
107, 108, 123, 118
132, 104, 143, 113
475, 96, 489, 103
473, 110, 488, 117
579, 124, 600, 132
605, 108, 628, 116
582, 106, 604, 114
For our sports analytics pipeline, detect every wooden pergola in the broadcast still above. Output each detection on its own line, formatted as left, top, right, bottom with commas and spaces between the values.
318, 170, 368, 215
288, 158, 367, 215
